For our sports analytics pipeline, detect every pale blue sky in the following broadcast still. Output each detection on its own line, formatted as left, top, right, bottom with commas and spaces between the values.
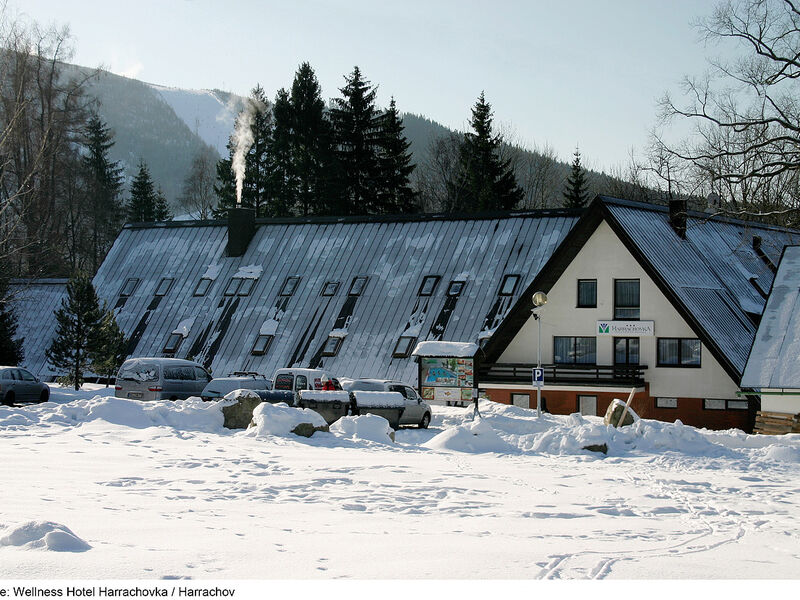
18, 0, 718, 172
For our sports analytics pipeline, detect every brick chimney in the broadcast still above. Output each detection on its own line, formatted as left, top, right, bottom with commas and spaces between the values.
227, 208, 256, 257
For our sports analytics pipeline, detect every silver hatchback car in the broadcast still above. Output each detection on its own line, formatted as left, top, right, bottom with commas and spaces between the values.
115, 358, 212, 401
345, 379, 432, 428
0, 366, 50, 405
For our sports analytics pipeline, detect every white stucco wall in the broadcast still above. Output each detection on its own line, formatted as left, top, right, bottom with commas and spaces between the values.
761, 391, 800, 414
498, 220, 740, 399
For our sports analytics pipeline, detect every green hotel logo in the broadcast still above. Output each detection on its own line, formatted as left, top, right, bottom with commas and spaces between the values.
599, 322, 610, 334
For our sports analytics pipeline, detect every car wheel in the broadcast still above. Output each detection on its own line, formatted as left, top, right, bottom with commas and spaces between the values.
39, 389, 49, 403
419, 412, 431, 429
3, 391, 15, 406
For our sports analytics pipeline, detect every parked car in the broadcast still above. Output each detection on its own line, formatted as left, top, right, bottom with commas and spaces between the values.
200, 372, 273, 401
272, 368, 342, 393
345, 378, 432, 428
0, 366, 49, 405
115, 358, 212, 401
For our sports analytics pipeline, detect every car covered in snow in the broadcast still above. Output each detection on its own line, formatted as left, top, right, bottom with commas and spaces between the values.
115, 358, 212, 401
0, 366, 49, 405
200, 372, 273, 401
345, 378, 432, 428
272, 368, 342, 392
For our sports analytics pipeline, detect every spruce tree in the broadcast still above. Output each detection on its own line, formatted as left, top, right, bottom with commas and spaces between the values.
90, 307, 127, 387
213, 151, 237, 216
376, 98, 418, 214
46, 272, 104, 390
268, 88, 298, 217
0, 277, 24, 365
330, 66, 383, 215
563, 147, 589, 209
127, 161, 158, 222
453, 92, 523, 213
290, 62, 338, 216
153, 187, 173, 221
82, 116, 124, 272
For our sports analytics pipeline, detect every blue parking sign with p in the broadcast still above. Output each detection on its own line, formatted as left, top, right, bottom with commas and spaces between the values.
532, 368, 544, 387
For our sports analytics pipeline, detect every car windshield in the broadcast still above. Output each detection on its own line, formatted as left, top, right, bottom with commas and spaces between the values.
349, 380, 385, 391
118, 361, 159, 382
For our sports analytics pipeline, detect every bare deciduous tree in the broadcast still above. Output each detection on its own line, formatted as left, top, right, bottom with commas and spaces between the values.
180, 146, 218, 219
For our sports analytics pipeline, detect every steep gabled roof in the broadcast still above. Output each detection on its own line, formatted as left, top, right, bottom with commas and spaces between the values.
90, 209, 580, 383
741, 245, 800, 389
8, 279, 68, 377
483, 196, 800, 383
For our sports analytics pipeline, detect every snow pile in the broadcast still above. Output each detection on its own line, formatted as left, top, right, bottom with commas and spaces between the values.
412, 340, 478, 357
330, 414, 395, 444
298, 390, 350, 403
352, 391, 404, 408
0, 521, 91, 552
234, 264, 263, 279
424, 417, 516, 454
0, 396, 225, 432
171, 317, 194, 336
248, 402, 327, 437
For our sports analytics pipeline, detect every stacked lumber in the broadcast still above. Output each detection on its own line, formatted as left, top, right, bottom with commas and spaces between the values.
754, 411, 800, 435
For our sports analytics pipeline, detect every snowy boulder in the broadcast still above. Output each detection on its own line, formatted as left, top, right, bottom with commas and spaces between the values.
331, 414, 395, 443
249, 402, 328, 438
351, 391, 405, 429
221, 389, 264, 429
0, 521, 91, 552
423, 418, 516, 454
603, 399, 639, 428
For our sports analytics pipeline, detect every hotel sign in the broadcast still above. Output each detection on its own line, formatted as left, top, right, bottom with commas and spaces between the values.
596, 320, 654, 336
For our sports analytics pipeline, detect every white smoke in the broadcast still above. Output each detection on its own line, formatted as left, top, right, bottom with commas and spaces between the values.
230, 96, 266, 206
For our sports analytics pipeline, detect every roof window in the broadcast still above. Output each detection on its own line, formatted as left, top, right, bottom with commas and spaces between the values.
194, 278, 212, 297
154, 278, 174, 297
224, 277, 257, 297
321, 281, 340, 297
349, 276, 368, 296
418, 276, 441, 296
163, 332, 183, 354
322, 336, 343, 356
499, 274, 520, 296
447, 280, 465, 297
120, 278, 139, 297
251, 334, 274, 356
393, 336, 417, 358
280, 276, 301, 296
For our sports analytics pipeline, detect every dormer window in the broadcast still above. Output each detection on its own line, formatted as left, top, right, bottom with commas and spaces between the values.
155, 278, 174, 297
499, 274, 520, 296
349, 276, 368, 296
280, 276, 300, 296
393, 336, 417, 358
120, 278, 139, 297
418, 276, 440, 296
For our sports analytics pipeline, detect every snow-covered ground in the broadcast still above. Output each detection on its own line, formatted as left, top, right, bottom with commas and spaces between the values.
1, 385, 799, 580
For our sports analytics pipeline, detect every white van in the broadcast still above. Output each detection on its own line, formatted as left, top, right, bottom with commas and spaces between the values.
115, 358, 212, 401
272, 368, 342, 393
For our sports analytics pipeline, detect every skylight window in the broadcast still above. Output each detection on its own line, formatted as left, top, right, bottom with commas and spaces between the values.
349, 276, 368, 296
163, 333, 183, 354
223, 278, 241, 296
238, 278, 255, 296
393, 336, 417, 358
280, 276, 300, 296
194, 278, 212, 297
447, 280, 465, 297
251, 334, 274, 356
418, 276, 441, 296
120, 278, 139, 297
321, 281, 340, 297
499, 274, 520, 296
322, 336, 343, 356
154, 278, 174, 297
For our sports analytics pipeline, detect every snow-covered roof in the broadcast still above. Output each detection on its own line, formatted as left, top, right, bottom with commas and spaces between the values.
412, 341, 478, 357
741, 246, 800, 389
87, 210, 578, 384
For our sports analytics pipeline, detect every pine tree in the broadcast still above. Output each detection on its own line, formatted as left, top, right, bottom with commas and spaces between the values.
153, 187, 173, 221
452, 92, 523, 213
127, 161, 158, 222
330, 66, 383, 215
268, 88, 298, 217
82, 116, 124, 272
0, 277, 24, 365
213, 151, 236, 216
90, 307, 127, 387
290, 62, 338, 216
46, 272, 104, 390
376, 98, 418, 214
563, 147, 589, 209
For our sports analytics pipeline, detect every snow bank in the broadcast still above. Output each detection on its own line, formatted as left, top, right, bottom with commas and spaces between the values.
0, 396, 225, 432
352, 391, 404, 408
331, 415, 395, 444
248, 402, 327, 437
298, 390, 350, 403
424, 418, 516, 454
0, 521, 91, 552
412, 340, 478, 357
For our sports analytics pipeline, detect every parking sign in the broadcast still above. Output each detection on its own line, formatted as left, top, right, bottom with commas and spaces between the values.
532, 368, 544, 388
